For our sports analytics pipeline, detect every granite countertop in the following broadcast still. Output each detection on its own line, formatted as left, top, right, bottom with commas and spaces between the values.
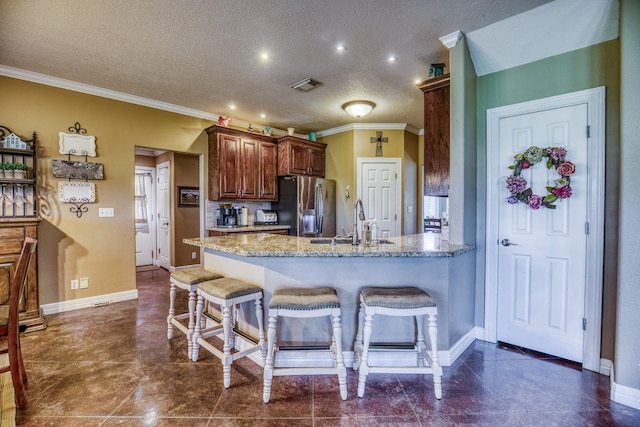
207, 224, 291, 233
184, 233, 473, 258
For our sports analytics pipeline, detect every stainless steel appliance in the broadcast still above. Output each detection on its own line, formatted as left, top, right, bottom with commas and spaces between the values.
255, 209, 278, 225
217, 206, 242, 228
273, 176, 336, 237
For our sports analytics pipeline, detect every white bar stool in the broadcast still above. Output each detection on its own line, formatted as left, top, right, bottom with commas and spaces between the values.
167, 268, 224, 359
191, 277, 266, 388
353, 286, 442, 399
263, 287, 347, 403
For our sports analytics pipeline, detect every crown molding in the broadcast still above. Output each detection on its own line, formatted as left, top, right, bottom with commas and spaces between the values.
318, 122, 420, 137
439, 30, 463, 49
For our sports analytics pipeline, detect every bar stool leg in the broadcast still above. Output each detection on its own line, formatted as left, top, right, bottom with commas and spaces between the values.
167, 281, 176, 339
254, 297, 267, 362
263, 315, 277, 403
352, 300, 364, 370
357, 311, 373, 398
416, 314, 426, 367
331, 312, 348, 400
427, 312, 443, 399
221, 305, 233, 388
187, 289, 197, 359
191, 294, 205, 362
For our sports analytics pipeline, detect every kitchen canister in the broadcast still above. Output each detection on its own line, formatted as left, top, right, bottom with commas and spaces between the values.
309, 132, 317, 141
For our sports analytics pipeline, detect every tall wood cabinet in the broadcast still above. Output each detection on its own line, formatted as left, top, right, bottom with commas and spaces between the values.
206, 125, 278, 201
419, 73, 450, 197
277, 136, 326, 177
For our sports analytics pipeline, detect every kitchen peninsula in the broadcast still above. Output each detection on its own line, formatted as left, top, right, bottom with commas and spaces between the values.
184, 233, 475, 366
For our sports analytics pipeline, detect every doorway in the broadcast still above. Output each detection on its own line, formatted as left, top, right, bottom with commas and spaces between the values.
135, 166, 156, 267
484, 87, 605, 372
357, 157, 402, 238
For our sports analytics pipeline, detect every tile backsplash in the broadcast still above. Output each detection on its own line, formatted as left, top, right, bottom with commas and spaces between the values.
206, 200, 272, 229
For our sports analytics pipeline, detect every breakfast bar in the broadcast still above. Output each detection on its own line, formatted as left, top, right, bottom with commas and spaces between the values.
184, 233, 475, 366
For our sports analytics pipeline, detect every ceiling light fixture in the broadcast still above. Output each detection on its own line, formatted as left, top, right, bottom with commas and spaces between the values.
388, 55, 397, 62
336, 44, 347, 52
342, 100, 376, 118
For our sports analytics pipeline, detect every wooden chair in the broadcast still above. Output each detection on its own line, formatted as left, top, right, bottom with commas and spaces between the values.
0, 237, 37, 408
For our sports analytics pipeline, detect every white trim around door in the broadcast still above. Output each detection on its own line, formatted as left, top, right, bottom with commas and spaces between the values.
484, 87, 606, 372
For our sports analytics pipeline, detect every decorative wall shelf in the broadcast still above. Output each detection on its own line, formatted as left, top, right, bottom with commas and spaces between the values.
52, 159, 104, 180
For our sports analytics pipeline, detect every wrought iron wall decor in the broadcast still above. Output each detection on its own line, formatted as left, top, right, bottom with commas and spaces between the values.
53, 122, 103, 218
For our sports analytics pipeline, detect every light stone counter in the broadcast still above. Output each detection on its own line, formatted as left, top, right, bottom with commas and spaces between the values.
185, 233, 476, 368
184, 232, 472, 258
206, 225, 290, 233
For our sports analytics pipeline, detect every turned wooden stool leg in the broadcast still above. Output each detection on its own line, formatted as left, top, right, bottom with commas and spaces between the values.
191, 293, 205, 362
263, 315, 277, 403
428, 312, 443, 399
167, 281, 177, 339
357, 311, 373, 398
332, 312, 348, 400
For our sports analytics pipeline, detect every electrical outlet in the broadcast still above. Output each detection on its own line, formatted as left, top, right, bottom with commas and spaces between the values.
191, 252, 197, 260
70, 279, 79, 290
98, 208, 115, 217
80, 277, 89, 289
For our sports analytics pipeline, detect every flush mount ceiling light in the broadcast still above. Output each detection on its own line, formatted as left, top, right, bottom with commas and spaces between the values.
342, 100, 376, 118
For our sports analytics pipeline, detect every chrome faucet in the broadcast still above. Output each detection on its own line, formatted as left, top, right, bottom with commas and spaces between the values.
353, 198, 365, 245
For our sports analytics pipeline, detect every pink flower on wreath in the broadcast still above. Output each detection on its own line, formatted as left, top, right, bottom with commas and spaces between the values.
552, 185, 572, 198
550, 147, 567, 162
506, 175, 527, 194
528, 195, 542, 210
556, 161, 575, 176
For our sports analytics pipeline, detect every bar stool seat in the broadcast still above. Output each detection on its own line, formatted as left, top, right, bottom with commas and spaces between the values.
353, 286, 442, 399
263, 287, 348, 403
167, 268, 224, 359
191, 277, 266, 388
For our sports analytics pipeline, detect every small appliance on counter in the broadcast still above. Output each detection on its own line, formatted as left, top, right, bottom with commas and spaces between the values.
216, 204, 243, 228
255, 209, 278, 225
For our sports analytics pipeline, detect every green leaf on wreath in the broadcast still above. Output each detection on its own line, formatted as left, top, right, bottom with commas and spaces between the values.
508, 165, 516, 170
543, 194, 558, 203
546, 186, 554, 193
546, 158, 553, 169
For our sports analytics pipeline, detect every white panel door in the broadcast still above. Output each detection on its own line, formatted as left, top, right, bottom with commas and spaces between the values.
496, 104, 588, 362
135, 168, 155, 266
357, 158, 401, 238
156, 161, 171, 270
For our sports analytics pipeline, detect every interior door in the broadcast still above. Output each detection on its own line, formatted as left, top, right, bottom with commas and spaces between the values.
156, 161, 170, 270
357, 158, 401, 238
496, 104, 588, 362
135, 168, 155, 266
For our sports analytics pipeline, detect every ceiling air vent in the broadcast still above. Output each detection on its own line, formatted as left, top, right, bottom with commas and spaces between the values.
290, 77, 321, 92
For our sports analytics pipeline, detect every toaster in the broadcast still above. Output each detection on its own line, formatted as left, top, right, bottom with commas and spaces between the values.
255, 209, 278, 225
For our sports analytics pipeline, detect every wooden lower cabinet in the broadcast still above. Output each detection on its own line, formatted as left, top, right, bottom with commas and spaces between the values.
0, 219, 45, 331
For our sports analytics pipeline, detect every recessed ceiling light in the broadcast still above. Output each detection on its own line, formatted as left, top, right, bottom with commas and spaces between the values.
415, 78, 422, 84
336, 44, 347, 52
388, 55, 398, 62
260, 113, 266, 118
260, 52, 270, 60
229, 105, 236, 110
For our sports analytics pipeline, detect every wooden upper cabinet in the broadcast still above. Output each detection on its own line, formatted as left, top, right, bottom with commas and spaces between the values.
419, 73, 450, 197
258, 140, 278, 200
206, 125, 277, 201
277, 136, 326, 177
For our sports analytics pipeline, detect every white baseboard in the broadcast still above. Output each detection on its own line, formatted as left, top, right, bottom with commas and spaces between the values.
234, 323, 478, 368
600, 358, 612, 376
40, 290, 139, 315
609, 361, 640, 411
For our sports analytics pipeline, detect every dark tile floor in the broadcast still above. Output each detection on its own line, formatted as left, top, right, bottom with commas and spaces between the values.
14, 268, 640, 426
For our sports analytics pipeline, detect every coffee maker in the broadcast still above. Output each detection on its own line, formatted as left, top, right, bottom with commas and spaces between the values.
217, 205, 241, 227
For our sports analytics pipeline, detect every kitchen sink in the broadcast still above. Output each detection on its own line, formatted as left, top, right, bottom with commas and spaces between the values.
309, 238, 394, 245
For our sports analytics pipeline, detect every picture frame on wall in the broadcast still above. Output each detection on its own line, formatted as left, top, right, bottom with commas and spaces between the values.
178, 186, 200, 207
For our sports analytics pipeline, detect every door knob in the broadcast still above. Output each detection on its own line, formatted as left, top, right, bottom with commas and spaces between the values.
501, 239, 519, 246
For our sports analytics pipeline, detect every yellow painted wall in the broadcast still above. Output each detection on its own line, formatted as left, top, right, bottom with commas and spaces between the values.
321, 130, 354, 235
1, 76, 212, 306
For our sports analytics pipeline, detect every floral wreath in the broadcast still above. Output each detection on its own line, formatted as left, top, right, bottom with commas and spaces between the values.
506, 146, 575, 210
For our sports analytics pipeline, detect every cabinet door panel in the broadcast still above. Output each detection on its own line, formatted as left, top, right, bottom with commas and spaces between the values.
308, 147, 325, 177
218, 134, 241, 198
289, 143, 310, 175
422, 76, 450, 197
240, 138, 258, 198
259, 142, 278, 200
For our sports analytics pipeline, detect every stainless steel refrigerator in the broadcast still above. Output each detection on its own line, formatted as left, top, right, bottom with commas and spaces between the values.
273, 176, 336, 237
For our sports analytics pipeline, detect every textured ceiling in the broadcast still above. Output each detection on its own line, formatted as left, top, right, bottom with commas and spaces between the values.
0, 0, 552, 134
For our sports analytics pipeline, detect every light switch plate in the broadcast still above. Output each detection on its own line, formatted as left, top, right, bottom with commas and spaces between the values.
99, 208, 114, 217
80, 277, 89, 289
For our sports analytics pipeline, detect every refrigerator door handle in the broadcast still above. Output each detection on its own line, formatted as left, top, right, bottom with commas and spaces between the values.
315, 184, 324, 235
